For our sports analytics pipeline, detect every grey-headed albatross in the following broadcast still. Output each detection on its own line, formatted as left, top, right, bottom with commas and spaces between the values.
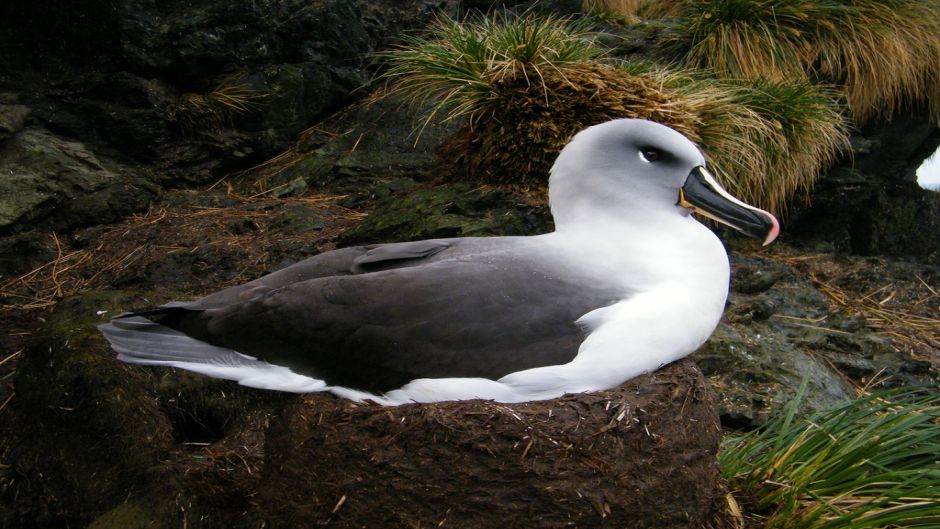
99, 119, 778, 405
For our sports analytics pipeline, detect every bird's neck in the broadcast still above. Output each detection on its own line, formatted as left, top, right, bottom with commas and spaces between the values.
548, 210, 730, 296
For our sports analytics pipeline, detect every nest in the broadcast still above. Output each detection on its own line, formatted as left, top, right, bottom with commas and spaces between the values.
259, 360, 723, 528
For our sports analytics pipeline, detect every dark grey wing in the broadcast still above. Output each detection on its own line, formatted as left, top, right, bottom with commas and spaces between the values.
152, 256, 619, 394
192, 240, 453, 308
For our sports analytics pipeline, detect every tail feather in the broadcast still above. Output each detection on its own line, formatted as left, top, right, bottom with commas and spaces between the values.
98, 314, 327, 393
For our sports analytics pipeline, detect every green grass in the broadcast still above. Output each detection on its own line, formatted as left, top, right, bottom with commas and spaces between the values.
378, 11, 602, 130
720, 383, 940, 528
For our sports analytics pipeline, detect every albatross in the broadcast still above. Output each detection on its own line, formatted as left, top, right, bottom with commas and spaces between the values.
99, 119, 779, 405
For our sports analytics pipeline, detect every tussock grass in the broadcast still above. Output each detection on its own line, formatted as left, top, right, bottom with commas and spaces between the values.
721, 383, 940, 528
378, 12, 602, 131
678, 0, 940, 123
625, 63, 847, 213
380, 12, 848, 214
583, 0, 681, 19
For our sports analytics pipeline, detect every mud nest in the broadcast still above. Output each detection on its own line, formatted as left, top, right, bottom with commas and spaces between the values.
260, 360, 723, 528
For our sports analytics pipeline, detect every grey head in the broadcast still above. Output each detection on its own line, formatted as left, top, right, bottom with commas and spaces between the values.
547, 118, 779, 244
548, 119, 707, 228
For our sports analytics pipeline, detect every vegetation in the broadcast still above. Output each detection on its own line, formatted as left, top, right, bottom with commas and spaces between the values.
379, 12, 602, 130
720, 384, 940, 528
380, 11, 847, 214
583, 0, 680, 19
588, 0, 940, 123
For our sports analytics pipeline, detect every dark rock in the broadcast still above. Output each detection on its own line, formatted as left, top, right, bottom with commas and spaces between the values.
0, 127, 158, 234
730, 254, 793, 294
0, 0, 457, 181
788, 111, 940, 262
7, 290, 278, 529
260, 360, 722, 529
0, 231, 56, 277
693, 323, 855, 427
275, 96, 461, 196
694, 252, 937, 427
9, 291, 180, 527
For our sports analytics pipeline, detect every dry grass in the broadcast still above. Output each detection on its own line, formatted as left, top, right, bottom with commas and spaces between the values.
678, 0, 940, 123
170, 73, 266, 131
812, 275, 940, 367
441, 60, 845, 215
583, 0, 682, 19
0, 194, 365, 313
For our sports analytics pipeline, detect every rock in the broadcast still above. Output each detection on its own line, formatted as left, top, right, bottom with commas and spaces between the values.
788, 111, 940, 262
692, 251, 937, 427
0, 231, 56, 277
0, 127, 158, 234
270, 95, 461, 196
0, 1, 458, 180
7, 290, 277, 528
260, 360, 723, 529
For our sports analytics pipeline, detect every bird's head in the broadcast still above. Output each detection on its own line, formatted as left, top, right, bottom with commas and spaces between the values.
548, 119, 779, 245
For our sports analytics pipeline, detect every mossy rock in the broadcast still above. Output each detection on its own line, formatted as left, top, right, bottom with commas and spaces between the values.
86, 501, 176, 529
7, 290, 277, 528
692, 252, 937, 427
338, 183, 552, 245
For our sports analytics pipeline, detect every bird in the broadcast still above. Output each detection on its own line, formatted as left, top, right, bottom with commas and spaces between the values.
99, 118, 778, 405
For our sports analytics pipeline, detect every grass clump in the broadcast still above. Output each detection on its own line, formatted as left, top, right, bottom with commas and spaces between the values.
379, 11, 602, 130
677, 0, 940, 123
380, 11, 848, 214
720, 384, 940, 528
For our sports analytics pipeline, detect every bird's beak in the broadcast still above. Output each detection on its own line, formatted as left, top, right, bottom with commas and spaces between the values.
678, 166, 780, 246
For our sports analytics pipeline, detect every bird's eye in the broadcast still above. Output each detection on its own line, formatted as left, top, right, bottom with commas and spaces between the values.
639, 147, 663, 163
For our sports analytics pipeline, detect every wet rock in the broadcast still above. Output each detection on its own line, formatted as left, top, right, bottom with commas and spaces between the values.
260, 360, 722, 529
693, 252, 938, 427
0, 127, 158, 234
